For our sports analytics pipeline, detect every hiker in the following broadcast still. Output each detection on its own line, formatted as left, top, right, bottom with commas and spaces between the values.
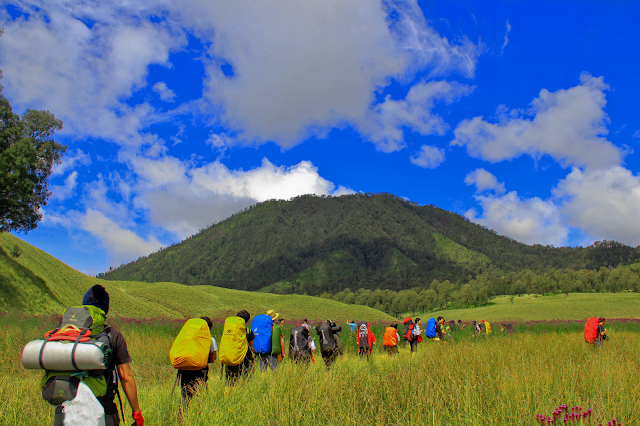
357, 321, 376, 357
316, 319, 342, 367
289, 323, 312, 364
597, 317, 608, 342
478, 320, 486, 335
472, 321, 481, 336
175, 317, 217, 409
53, 284, 144, 426
222, 310, 255, 385
403, 316, 414, 347
348, 320, 357, 334
271, 318, 286, 366
459, 319, 466, 330
501, 323, 513, 333
383, 324, 400, 356
435, 317, 446, 341
410, 318, 422, 352
446, 320, 456, 334
253, 310, 278, 371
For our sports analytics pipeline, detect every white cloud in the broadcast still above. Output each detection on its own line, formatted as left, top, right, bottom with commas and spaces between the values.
152, 82, 176, 102
359, 80, 474, 152
633, 130, 640, 138
0, 4, 186, 145
501, 20, 511, 53
2, 0, 480, 152
554, 167, 640, 245
186, 0, 481, 149
81, 209, 162, 264
464, 168, 506, 194
52, 149, 92, 177
451, 73, 622, 169
466, 191, 568, 247
124, 154, 355, 238
410, 145, 446, 169
50, 171, 78, 201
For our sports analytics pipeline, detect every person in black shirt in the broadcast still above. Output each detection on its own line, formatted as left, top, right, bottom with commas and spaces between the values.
54, 285, 143, 426
597, 317, 608, 342
225, 310, 255, 385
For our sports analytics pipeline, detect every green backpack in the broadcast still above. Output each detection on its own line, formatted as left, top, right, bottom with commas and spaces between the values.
22, 305, 112, 405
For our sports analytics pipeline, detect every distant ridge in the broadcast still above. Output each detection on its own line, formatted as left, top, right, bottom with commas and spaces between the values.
101, 193, 640, 295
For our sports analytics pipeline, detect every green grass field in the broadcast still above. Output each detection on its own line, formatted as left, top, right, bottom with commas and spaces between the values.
426, 293, 640, 323
0, 233, 394, 322
2, 313, 636, 425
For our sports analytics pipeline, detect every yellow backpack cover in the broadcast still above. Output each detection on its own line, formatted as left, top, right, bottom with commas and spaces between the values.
170, 318, 211, 370
219, 316, 248, 366
485, 321, 492, 334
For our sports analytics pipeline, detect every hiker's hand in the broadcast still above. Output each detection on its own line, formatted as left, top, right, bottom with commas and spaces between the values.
133, 411, 144, 426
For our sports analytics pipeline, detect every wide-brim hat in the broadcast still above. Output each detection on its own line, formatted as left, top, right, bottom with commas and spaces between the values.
266, 309, 280, 320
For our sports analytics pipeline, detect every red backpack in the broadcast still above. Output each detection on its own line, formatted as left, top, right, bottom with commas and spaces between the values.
584, 317, 599, 343
403, 317, 414, 341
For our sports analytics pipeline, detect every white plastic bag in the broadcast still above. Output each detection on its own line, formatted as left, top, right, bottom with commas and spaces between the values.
61, 382, 106, 426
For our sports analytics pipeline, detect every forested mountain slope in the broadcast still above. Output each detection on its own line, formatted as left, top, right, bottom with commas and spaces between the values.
101, 194, 640, 295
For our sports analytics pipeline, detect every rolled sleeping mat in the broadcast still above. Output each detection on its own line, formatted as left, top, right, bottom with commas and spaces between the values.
22, 340, 108, 371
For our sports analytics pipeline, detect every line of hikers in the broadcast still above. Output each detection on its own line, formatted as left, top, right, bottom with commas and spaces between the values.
20, 284, 610, 426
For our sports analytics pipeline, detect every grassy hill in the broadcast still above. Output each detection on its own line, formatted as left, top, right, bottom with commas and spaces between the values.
101, 193, 640, 295
0, 233, 393, 322
426, 293, 640, 322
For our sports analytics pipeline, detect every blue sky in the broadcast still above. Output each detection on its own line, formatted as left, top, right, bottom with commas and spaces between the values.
2, 1, 640, 275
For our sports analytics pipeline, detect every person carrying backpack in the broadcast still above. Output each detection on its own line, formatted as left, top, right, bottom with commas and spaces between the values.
52, 285, 144, 426
289, 323, 312, 364
220, 310, 255, 386
383, 324, 400, 356
316, 320, 342, 368
410, 318, 422, 352
271, 318, 286, 366
252, 310, 278, 372
356, 321, 376, 357
171, 317, 217, 410
597, 317, 608, 342
434, 317, 446, 341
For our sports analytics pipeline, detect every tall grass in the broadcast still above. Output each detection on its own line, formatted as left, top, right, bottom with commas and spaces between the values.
1, 314, 637, 425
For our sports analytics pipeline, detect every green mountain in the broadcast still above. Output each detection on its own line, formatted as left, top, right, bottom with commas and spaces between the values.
0, 232, 393, 322
102, 193, 640, 294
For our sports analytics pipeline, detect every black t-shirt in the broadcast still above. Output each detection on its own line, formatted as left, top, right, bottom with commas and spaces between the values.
97, 326, 132, 414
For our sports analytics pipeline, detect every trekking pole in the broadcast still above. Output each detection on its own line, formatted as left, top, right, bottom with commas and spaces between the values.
170, 372, 180, 398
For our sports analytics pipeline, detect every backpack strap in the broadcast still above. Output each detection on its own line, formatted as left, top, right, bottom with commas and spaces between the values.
69, 327, 89, 371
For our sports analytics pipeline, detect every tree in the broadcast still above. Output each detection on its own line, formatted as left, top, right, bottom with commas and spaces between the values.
0, 96, 66, 233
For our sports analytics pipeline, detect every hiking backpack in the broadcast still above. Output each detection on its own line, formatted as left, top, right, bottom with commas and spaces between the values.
357, 321, 371, 351
383, 327, 398, 346
289, 325, 310, 358
219, 316, 249, 366
289, 325, 309, 358
584, 317, 599, 343
21, 305, 111, 406
484, 321, 492, 334
170, 318, 211, 370
316, 322, 337, 352
251, 314, 273, 354
479, 322, 486, 334
425, 318, 436, 338
403, 317, 414, 341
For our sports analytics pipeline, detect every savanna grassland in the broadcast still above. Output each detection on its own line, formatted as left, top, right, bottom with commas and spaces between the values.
3, 314, 638, 426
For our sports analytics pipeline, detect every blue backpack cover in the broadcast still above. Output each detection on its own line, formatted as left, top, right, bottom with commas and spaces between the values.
426, 318, 436, 338
251, 314, 273, 354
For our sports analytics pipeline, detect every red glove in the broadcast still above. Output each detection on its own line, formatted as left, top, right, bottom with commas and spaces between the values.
132, 411, 144, 426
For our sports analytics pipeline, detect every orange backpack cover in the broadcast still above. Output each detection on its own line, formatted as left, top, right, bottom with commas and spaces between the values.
383, 327, 398, 346
584, 317, 599, 343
